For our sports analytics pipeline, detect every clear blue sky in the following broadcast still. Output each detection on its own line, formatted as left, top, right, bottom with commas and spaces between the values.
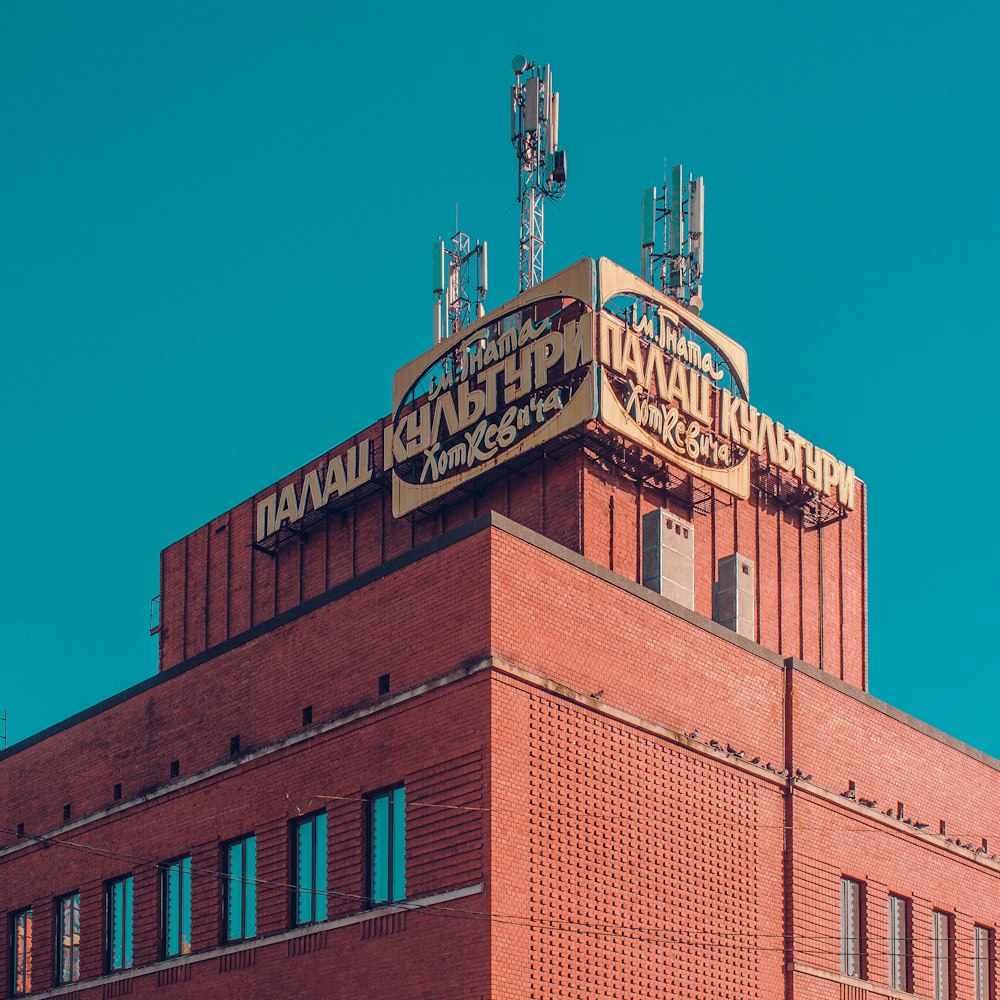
2, 1, 997, 756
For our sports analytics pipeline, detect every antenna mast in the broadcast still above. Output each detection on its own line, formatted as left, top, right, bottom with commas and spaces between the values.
510, 55, 567, 292
641, 165, 705, 314
433, 232, 488, 343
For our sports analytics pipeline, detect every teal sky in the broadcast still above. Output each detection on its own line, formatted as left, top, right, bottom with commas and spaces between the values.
2, 1, 998, 757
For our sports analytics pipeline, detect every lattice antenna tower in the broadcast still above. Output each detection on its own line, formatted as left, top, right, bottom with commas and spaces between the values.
641, 165, 705, 314
510, 55, 567, 292
432, 231, 488, 343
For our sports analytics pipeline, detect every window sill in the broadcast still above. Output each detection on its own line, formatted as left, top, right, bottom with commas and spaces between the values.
19, 882, 483, 1000
792, 961, 927, 1000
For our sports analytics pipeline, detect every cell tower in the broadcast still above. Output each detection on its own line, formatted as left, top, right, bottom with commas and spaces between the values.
510, 55, 567, 292
641, 165, 705, 314
432, 231, 488, 343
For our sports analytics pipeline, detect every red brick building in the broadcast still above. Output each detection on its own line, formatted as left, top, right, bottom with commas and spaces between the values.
2, 258, 998, 999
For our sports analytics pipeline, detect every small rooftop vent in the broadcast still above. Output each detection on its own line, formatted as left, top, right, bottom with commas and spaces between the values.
713, 553, 755, 639
642, 509, 694, 610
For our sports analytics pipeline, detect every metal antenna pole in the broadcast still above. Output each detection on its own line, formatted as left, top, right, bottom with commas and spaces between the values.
511, 55, 566, 292
433, 232, 488, 343
640, 165, 705, 313
519, 186, 544, 292
448, 231, 473, 336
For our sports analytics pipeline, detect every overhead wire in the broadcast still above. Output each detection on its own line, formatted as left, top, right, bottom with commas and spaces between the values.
0, 823, 990, 958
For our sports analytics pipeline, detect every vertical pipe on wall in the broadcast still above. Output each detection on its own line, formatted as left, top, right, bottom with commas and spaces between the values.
818, 521, 825, 671
797, 519, 804, 661
781, 662, 796, 1000
225, 513, 232, 641
204, 526, 211, 652
754, 495, 762, 645
635, 478, 642, 585
182, 534, 190, 661
776, 503, 783, 653
609, 494, 615, 573
838, 518, 845, 681
861, 485, 869, 691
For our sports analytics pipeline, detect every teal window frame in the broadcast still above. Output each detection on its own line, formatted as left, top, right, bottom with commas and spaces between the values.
55, 891, 81, 984
933, 910, 954, 1000
291, 813, 328, 926
974, 925, 994, 1000
887, 894, 912, 992
10, 907, 32, 996
160, 856, 192, 957
368, 785, 406, 907
223, 834, 257, 942
839, 876, 865, 979
106, 875, 134, 972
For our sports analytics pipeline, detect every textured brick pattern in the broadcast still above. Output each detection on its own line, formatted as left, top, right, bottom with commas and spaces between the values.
1, 532, 492, 846
490, 529, 787, 768
791, 669, 1000, 857
0, 677, 489, 999
519, 684, 784, 998
159, 422, 868, 690
792, 792, 1000, 998
3, 499, 997, 1000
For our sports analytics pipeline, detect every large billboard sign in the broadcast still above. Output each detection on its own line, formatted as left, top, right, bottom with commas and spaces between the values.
386, 259, 598, 517
255, 439, 373, 544
597, 258, 855, 509
598, 258, 753, 500
255, 257, 856, 544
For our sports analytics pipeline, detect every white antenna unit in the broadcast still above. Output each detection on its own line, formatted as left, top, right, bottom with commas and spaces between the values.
510, 55, 567, 291
432, 231, 488, 343
640, 164, 705, 313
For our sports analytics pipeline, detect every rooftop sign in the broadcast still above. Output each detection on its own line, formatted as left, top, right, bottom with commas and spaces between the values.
597, 258, 855, 508
254, 257, 855, 544
386, 259, 597, 518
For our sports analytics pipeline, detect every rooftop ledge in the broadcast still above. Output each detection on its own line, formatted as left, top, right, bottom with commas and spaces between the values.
2, 510, 997, 780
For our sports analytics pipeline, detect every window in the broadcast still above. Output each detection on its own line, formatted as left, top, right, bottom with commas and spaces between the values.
292, 813, 327, 925
888, 894, 911, 992
369, 785, 406, 906
223, 835, 257, 942
840, 877, 865, 979
106, 875, 134, 972
55, 892, 81, 984
9, 908, 32, 996
975, 925, 994, 1000
933, 910, 953, 1000
161, 857, 192, 957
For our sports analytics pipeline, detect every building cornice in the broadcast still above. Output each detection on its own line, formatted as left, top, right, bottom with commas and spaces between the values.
3, 511, 996, 785
18, 883, 484, 1000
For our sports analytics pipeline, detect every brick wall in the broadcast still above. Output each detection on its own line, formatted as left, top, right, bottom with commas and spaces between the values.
2, 530, 493, 849
4, 516, 995, 1000
490, 673, 787, 999
159, 421, 868, 692
0, 677, 490, 1000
